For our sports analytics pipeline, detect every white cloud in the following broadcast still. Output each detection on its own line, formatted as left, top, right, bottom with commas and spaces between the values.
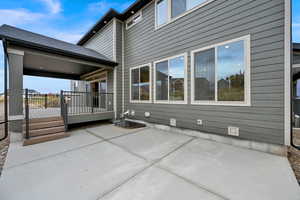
37, 0, 62, 14
0, 9, 44, 26
293, 21, 300, 42
88, 0, 134, 14
293, 23, 300, 28
44, 30, 84, 44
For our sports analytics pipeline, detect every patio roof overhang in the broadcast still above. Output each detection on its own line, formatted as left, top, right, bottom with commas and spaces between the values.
0, 25, 118, 80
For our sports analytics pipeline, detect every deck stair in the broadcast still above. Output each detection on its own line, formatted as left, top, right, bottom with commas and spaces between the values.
23, 116, 69, 146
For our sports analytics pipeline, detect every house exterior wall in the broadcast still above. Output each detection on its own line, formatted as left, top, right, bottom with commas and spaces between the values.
78, 20, 123, 119
123, 0, 286, 145
84, 21, 114, 60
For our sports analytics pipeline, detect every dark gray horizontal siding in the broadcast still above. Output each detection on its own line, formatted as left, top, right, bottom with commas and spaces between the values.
84, 22, 114, 60
124, 0, 284, 55
294, 53, 300, 64
124, 0, 285, 145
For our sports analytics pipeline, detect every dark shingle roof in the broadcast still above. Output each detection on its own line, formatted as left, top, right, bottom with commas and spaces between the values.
77, 0, 152, 45
0, 24, 117, 66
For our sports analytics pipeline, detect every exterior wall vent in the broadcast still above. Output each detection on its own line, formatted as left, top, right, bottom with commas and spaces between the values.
228, 126, 239, 137
145, 112, 151, 118
170, 118, 176, 127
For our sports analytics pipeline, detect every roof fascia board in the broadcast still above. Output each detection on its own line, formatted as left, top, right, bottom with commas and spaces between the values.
16, 46, 108, 68
3, 37, 117, 66
77, 0, 153, 46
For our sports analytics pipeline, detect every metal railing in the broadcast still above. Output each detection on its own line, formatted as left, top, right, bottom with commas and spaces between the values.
25, 92, 60, 109
24, 89, 61, 139
61, 91, 114, 116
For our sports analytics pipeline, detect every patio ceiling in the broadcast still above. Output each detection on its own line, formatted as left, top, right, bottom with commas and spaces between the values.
21, 47, 112, 80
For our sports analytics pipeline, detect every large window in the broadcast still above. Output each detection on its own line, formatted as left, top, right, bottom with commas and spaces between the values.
156, 0, 212, 28
154, 54, 187, 103
191, 36, 251, 106
130, 64, 151, 103
156, 0, 168, 26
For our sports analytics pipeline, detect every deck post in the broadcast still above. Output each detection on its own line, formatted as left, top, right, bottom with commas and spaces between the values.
44, 94, 47, 109
25, 89, 29, 139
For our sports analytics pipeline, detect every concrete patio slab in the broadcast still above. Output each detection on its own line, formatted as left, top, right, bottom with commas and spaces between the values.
86, 124, 145, 139
101, 166, 224, 200
158, 139, 300, 200
111, 128, 192, 161
1, 124, 299, 200
0, 142, 148, 200
5, 129, 101, 169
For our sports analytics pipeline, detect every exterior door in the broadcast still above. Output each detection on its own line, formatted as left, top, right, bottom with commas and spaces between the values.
99, 79, 107, 109
91, 82, 99, 107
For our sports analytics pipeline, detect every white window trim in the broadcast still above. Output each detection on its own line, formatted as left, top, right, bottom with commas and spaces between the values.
155, 0, 216, 30
126, 11, 143, 30
153, 53, 188, 104
129, 63, 152, 104
284, 0, 291, 146
191, 35, 251, 106
293, 64, 300, 68
88, 71, 108, 84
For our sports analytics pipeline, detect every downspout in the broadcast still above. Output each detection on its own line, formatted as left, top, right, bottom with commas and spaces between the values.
0, 39, 9, 141
289, 0, 300, 149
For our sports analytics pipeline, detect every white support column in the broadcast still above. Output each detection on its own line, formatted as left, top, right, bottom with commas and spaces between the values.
113, 18, 117, 120
284, 0, 291, 145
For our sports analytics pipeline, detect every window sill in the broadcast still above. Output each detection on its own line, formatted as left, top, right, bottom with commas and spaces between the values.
154, 100, 187, 105
155, 0, 216, 31
130, 100, 152, 104
191, 101, 251, 107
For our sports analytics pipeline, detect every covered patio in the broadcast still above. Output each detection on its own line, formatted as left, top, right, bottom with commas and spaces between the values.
0, 24, 118, 134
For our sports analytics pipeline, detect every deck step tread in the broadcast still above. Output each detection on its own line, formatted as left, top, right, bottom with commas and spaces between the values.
25, 116, 63, 124
24, 120, 64, 130
23, 132, 70, 146
26, 126, 65, 137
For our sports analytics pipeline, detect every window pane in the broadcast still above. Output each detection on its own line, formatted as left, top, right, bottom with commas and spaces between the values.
131, 68, 140, 100
156, 61, 168, 100
169, 56, 185, 101
140, 66, 150, 100
171, 0, 186, 18
194, 48, 215, 101
296, 80, 300, 97
157, 0, 168, 26
187, 0, 207, 9
217, 40, 245, 101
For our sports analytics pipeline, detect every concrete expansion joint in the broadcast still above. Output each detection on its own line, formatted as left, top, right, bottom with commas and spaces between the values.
5, 139, 104, 170
96, 134, 196, 200
156, 165, 229, 200
85, 129, 149, 162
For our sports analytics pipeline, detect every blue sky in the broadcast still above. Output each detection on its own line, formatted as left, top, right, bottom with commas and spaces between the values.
0, 0, 134, 93
0, 0, 299, 93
